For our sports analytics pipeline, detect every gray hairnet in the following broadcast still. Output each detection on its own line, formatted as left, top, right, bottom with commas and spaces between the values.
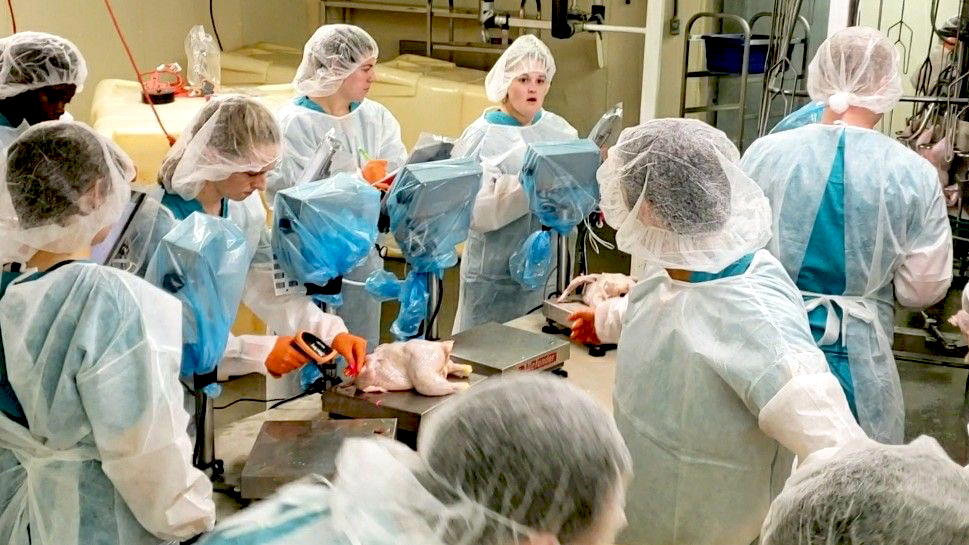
761, 437, 969, 544
159, 94, 281, 199
0, 31, 87, 100
417, 373, 632, 545
807, 26, 903, 114
0, 121, 132, 262
294, 24, 379, 97
597, 118, 771, 272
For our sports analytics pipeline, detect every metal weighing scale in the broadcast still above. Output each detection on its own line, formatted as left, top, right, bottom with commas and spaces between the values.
323, 322, 570, 445
240, 418, 397, 500
449, 321, 570, 376
322, 374, 488, 447
543, 295, 618, 357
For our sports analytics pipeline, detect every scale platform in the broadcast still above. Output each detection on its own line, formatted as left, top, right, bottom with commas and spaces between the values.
322, 374, 487, 440
240, 418, 397, 499
322, 323, 570, 444
542, 299, 616, 357
448, 321, 570, 375
543, 299, 586, 330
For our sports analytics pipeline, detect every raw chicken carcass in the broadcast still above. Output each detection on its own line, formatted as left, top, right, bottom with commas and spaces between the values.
557, 273, 637, 306
354, 339, 473, 396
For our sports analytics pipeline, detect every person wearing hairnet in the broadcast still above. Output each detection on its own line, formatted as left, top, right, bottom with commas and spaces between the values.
157, 94, 368, 386
451, 34, 578, 333
199, 373, 632, 545
740, 27, 952, 445
267, 24, 404, 350
761, 436, 969, 544
912, 16, 962, 94
0, 122, 215, 544
0, 32, 86, 148
574, 118, 865, 545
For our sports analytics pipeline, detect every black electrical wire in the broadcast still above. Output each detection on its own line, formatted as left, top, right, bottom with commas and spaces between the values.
268, 384, 321, 410
209, 0, 224, 51
425, 276, 445, 339
214, 397, 287, 410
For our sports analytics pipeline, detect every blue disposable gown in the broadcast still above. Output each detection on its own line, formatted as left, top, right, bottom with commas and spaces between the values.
740, 123, 953, 443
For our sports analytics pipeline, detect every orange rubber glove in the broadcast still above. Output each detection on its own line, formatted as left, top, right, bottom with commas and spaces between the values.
361, 159, 388, 184
568, 307, 601, 345
331, 332, 368, 377
265, 336, 311, 377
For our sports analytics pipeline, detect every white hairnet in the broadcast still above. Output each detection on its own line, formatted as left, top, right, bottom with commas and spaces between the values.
761, 436, 969, 544
807, 26, 903, 114
0, 121, 132, 263
484, 34, 556, 103
598, 118, 772, 273
327, 374, 632, 545
0, 31, 87, 100
159, 94, 281, 199
293, 24, 378, 98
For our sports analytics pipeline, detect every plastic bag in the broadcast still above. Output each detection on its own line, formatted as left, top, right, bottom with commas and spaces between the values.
184, 25, 220, 96
391, 271, 430, 340
520, 139, 601, 234
365, 269, 403, 302
408, 132, 456, 164
272, 173, 380, 287
385, 157, 481, 273
145, 212, 250, 383
588, 102, 623, 150
510, 230, 553, 290
769, 101, 824, 134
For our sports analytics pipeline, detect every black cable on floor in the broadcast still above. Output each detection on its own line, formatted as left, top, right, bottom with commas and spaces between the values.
214, 397, 287, 410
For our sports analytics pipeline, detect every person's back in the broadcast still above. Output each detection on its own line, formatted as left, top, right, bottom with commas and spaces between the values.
740, 26, 952, 444
0, 264, 209, 544
616, 249, 857, 544
599, 118, 864, 545
744, 123, 947, 312
0, 121, 214, 545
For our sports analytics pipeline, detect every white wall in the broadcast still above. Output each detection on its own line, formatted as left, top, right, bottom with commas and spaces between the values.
0, 0, 716, 130
0, 0, 244, 122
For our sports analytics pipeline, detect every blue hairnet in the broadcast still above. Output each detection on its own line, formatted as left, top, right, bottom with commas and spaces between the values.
386, 158, 481, 274
272, 173, 380, 286
769, 101, 824, 134
510, 230, 553, 290
520, 139, 601, 234
390, 271, 429, 340
145, 212, 251, 382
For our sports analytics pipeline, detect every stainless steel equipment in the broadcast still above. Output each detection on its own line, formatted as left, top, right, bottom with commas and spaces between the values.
240, 418, 397, 499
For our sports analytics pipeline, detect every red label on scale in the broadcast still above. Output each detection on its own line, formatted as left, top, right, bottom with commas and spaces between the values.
518, 352, 558, 372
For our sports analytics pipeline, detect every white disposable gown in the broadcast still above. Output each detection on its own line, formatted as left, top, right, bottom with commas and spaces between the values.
451, 109, 578, 333
615, 250, 865, 545
0, 263, 215, 545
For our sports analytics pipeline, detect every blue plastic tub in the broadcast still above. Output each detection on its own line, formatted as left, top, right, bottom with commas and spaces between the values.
702, 33, 772, 74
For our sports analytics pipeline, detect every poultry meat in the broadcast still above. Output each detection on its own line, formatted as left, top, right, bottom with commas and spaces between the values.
557, 273, 637, 307
354, 339, 472, 396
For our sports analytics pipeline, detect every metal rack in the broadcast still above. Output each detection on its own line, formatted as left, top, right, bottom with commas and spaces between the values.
680, 11, 809, 149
